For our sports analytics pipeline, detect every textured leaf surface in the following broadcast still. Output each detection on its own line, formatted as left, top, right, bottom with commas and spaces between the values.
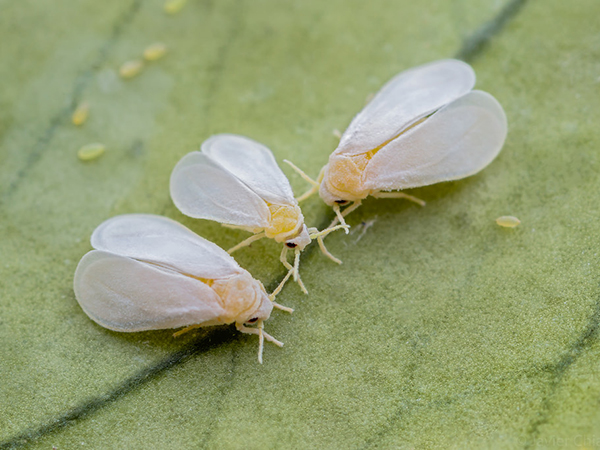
2, 0, 600, 448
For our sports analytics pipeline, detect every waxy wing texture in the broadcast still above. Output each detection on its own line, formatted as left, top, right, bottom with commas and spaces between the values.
170, 152, 271, 229
202, 134, 296, 205
364, 90, 507, 190
170, 134, 300, 231
91, 214, 242, 280
335, 59, 476, 156
74, 250, 226, 332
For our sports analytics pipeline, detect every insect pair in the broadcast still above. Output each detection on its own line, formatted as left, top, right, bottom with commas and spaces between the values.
169, 133, 349, 296
73, 134, 348, 364
73, 59, 508, 363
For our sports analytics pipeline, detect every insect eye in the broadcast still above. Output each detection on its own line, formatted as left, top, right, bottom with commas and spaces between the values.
334, 200, 348, 205
286, 242, 297, 248
247, 317, 258, 324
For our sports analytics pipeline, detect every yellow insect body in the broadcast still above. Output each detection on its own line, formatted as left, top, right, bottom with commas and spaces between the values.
207, 272, 269, 325
321, 152, 374, 203
265, 204, 305, 242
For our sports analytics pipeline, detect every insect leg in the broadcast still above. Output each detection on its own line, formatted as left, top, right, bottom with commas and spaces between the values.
172, 323, 202, 338
283, 160, 320, 187
340, 200, 363, 219
296, 187, 318, 203
269, 268, 294, 300
227, 231, 266, 254
372, 191, 426, 206
269, 253, 296, 310
316, 200, 364, 262
222, 223, 253, 230
332, 204, 348, 229
284, 161, 325, 202
331, 200, 362, 230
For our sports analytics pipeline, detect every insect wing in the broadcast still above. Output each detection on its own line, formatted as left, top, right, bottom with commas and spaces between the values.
170, 152, 271, 229
91, 214, 241, 280
364, 90, 507, 190
74, 250, 226, 332
336, 59, 476, 156
202, 134, 296, 205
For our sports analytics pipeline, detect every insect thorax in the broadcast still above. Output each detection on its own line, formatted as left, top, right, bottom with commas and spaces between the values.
211, 272, 267, 324
322, 154, 372, 203
264, 203, 303, 242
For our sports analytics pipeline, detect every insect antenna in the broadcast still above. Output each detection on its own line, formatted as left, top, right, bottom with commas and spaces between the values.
172, 323, 201, 338
308, 224, 349, 239
283, 160, 319, 187
291, 247, 307, 294
262, 328, 284, 347
292, 248, 301, 281
271, 301, 294, 313
275, 246, 307, 295
227, 231, 266, 254
236, 322, 284, 364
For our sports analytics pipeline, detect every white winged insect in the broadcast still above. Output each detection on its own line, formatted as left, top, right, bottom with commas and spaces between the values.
170, 134, 347, 295
287, 59, 508, 228
73, 214, 291, 363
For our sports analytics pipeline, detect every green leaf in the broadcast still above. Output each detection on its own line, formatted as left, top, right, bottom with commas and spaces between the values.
2, 0, 600, 448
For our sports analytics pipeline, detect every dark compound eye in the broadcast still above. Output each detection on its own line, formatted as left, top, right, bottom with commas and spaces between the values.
247, 317, 258, 324
286, 242, 297, 248
335, 200, 349, 205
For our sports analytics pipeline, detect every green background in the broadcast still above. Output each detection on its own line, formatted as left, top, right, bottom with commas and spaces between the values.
2, 0, 600, 448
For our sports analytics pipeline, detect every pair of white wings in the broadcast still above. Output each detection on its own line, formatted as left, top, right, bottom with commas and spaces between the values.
74, 214, 243, 332
334, 59, 508, 191
170, 135, 297, 230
